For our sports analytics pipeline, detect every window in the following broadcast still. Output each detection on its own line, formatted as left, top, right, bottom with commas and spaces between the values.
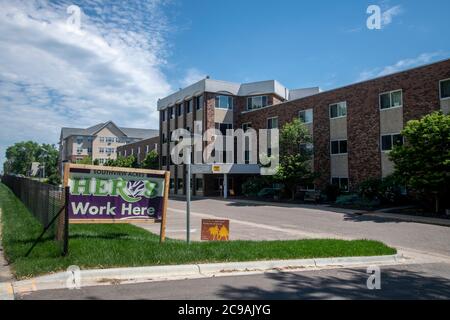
381, 134, 403, 151
244, 150, 250, 164
177, 104, 183, 116
215, 123, 233, 135
177, 178, 183, 190
267, 117, 278, 129
215, 95, 233, 109
299, 109, 313, 124
76, 136, 83, 144
161, 110, 166, 121
99, 147, 105, 153
329, 102, 347, 119
162, 133, 167, 143
186, 100, 192, 113
169, 107, 174, 119
106, 137, 115, 143
87, 148, 92, 153
196, 178, 203, 191
138, 147, 141, 154
380, 90, 403, 110
440, 79, 450, 99
146, 145, 149, 153
162, 156, 167, 166
76, 148, 83, 154
331, 177, 349, 191
196, 95, 203, 110
330, 140, 347, 155
170, 178, 174, 189
242, 122, 252, 131
99, 137, 105, 143
247, 96, 268, 110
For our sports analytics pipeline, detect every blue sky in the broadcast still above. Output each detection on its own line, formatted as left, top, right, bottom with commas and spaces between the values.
1, 0, 450, 168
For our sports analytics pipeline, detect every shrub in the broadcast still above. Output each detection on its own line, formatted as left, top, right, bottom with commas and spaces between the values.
358, 178, 382, 200
242, 177, 270, 197
358, 176, 405, 205
46, 173, 61, 186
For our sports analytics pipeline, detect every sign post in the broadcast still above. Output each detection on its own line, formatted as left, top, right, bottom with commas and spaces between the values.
63, 163, 170, 243
186, 147, 191, 244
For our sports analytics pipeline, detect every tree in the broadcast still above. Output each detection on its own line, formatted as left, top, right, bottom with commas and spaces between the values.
4, 141, 58, 177
389, 112, 450, 213
274, 118, 315, 200
104, 155, 138, 168
141, 150, 159, 170
77, 156, 93, 165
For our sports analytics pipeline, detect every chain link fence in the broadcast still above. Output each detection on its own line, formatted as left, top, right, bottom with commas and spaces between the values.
1, 175, 68, 255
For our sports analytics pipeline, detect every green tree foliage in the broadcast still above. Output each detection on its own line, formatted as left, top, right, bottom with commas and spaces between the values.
141, 150, 159, 170
4, 141, 58, 177
104, 155, 138, 168
389, 112, 450, 213
274, 118, 315, 200
77, 156, 93, 165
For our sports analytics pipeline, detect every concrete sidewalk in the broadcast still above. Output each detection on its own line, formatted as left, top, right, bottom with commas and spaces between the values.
0, 208, 14, 300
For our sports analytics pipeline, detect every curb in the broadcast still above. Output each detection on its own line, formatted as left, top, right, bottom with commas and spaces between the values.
0, 282, 14, 300
363, 212, 450, 228
12, 254, 402, 295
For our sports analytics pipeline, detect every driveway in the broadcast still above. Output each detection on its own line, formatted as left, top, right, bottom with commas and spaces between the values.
138, 197, 450, 257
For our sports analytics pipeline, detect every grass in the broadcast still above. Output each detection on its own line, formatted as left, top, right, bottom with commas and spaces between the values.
0, 183, 397, 279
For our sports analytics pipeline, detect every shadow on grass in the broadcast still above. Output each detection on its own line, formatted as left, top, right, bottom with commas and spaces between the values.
217, 266, 450, 300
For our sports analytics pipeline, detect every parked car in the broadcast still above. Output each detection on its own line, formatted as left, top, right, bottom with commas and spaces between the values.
257, 187, 282, 199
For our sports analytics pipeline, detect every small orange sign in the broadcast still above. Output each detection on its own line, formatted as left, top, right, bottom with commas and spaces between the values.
201, 219, 229, 241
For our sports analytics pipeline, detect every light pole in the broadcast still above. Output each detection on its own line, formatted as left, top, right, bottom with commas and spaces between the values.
186, 146, 191, 244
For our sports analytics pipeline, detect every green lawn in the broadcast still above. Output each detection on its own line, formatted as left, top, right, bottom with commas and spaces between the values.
0, 183, 396, 279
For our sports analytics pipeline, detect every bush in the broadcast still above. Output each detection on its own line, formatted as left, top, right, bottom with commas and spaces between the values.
358, 176, 405, 205
336, 194, 380, 209
242, 177, 270, 197
324, 184, 340, 202
46, 173, 61, 186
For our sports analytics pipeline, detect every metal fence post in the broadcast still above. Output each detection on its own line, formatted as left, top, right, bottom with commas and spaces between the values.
63, 186, 70, 256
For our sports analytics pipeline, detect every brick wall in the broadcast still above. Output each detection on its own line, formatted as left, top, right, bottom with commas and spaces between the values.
237, 59, 450, 190
116, 136, 159, 164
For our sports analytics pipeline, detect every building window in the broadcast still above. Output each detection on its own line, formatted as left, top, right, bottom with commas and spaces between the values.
440, 79, 450, 99
196, 95, 203, 110
215, 95, 233, 109
146, 145, 150, 153
99, 147, 105, 153
186, 100, 193, 113
87, 148, 92, 153
124, 150, 127, 157
380, 90, 403, 110
330, 140, 348, 155
267, 117, 278, 129
170, 178, 174, 189
196, 178, 203, 191
247, 96, 268, 110
76, 148, 83, 154
242, 122, 252, 131
177, 104, 184, 116
161, 110, 166, 121
331, 177, 349, 191
381, 134, 403, 151
299, 109, 313, 124
330, 102, 347, 119
138, 147, 141, 154
169, 107, 174, 119
162, 156, 167, 166
99, 137, 105, 142
177, 178, 183, 190
215, 123, 233, 135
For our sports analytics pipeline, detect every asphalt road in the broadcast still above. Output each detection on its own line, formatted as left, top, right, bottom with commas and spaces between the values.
16, 198, 450, 300
18, 263, 450, 300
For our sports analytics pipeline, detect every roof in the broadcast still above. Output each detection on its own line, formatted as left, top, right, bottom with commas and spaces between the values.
60, 121, 158, 140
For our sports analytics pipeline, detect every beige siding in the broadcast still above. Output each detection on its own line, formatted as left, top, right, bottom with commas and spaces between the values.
330, 117, 347, 140
381, 152, 395, 177
380, 107, 403, 134
331, 155, 349, 177
214, 109, 233, 123
441, 99, 450, 114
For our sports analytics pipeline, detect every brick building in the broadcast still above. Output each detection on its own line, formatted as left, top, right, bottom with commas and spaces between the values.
117, 136, 159, 165
158, 59, 450, 197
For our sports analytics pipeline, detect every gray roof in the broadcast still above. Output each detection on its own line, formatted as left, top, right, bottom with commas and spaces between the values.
60, 121, 158, 140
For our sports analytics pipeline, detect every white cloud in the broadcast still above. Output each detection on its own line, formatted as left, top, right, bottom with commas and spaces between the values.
180, 68, 207, 88
381, 5, 403, 27
357, 52, 445, 82
0, 0, 174, 168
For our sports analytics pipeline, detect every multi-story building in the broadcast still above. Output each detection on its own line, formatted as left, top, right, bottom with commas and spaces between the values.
59, 121, 158, 168
158, 58, 450, 197
117, 136, 159, 165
